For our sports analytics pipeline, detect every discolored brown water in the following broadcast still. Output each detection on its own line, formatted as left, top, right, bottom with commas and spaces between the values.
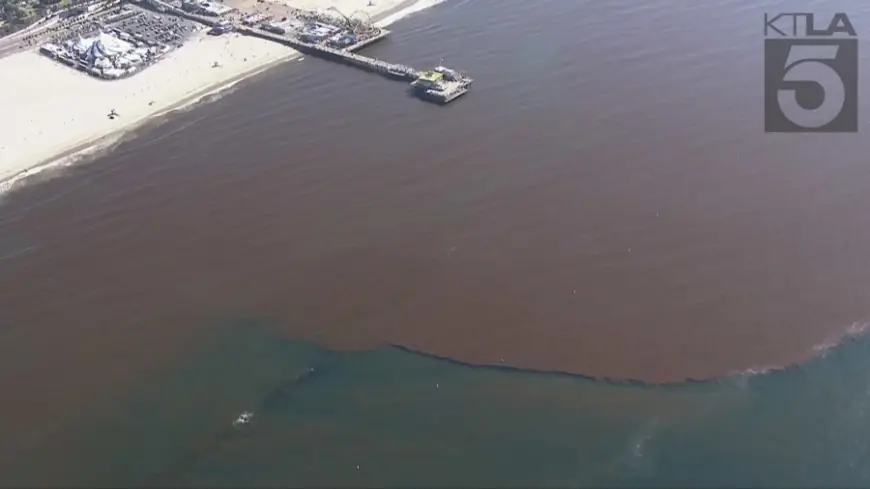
2, 0, 870, 477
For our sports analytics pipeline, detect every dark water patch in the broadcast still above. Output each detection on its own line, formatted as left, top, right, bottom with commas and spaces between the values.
42, 320, 326, 486
27, 321, 870, 487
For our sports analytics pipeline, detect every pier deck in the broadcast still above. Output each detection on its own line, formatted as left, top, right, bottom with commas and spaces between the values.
145, 0, 468, 103
236, 26, 420, 81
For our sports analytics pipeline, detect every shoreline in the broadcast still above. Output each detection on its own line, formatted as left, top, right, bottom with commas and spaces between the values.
0, 0, 441, 196
0, 39, 303, 195
0, 42, 301, 196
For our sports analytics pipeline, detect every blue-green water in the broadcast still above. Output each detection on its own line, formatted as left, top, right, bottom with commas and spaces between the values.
37, 321, 870, 487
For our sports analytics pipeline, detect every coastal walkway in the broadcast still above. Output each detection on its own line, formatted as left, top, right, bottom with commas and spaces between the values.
236, 26, 420, 81
142, 0, 420, 82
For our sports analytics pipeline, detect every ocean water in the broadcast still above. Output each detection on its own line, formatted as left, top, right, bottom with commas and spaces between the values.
29, 322, 870, 487
4, 0, 870, 485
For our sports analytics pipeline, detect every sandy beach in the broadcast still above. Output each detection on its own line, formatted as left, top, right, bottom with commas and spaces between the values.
0, 0, 434, 189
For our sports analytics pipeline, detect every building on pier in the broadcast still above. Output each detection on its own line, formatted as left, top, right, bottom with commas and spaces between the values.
413, 70, 445, 90
410, 66, 473, 104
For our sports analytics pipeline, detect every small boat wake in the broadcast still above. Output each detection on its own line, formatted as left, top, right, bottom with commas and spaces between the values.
232, 411, 254, 429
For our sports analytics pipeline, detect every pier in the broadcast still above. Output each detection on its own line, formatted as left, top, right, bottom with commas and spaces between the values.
147, 0, 471, 103
38, 0, 472, 102
237, 26, 420, 81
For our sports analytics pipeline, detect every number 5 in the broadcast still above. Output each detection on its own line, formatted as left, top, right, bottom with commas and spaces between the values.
778, 45, 845, 129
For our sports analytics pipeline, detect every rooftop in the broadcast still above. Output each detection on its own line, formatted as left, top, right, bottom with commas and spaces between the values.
417, 71, 443, 83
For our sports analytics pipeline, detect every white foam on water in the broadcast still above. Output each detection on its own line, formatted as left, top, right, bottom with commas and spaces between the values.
0, 132, 126, 199
604, 419, 660, 476
810, 322, 870, 359
724, 321, 870, 388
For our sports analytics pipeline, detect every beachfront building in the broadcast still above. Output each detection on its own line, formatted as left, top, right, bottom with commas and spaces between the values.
297, 21, 340, 43
74, 32, 155, 77
180, 0, 234, 17
41, 31, 167, 79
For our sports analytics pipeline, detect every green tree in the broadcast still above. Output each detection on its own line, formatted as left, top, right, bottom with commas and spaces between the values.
4, 3, 24, 22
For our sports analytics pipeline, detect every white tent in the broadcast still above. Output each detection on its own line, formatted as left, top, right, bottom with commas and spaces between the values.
76, 31, 135, 63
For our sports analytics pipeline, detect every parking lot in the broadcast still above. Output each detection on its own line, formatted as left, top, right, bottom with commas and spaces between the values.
107, 8, 199, 47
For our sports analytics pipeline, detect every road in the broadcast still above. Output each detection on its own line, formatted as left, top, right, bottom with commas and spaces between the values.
0, 3, 113, 58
